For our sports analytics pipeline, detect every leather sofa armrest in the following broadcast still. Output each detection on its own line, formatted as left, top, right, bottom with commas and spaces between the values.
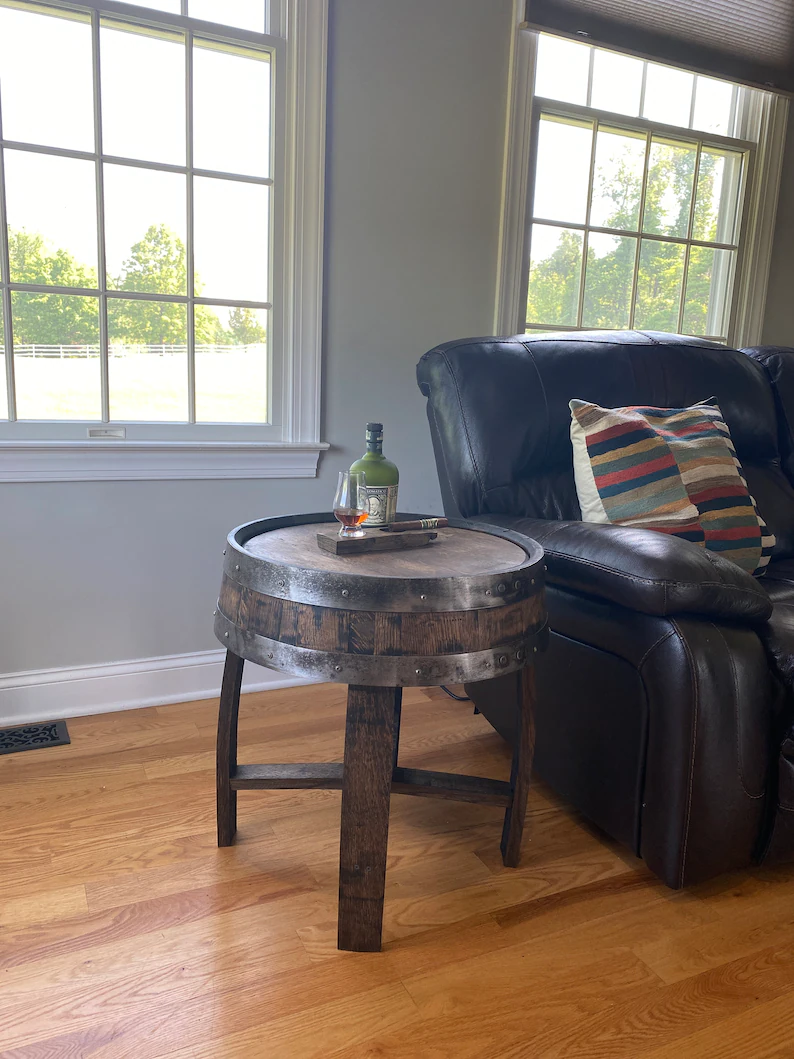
470, 515, 772, 625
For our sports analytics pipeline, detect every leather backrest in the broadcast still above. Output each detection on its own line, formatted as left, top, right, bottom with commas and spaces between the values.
742, 346, 794, 485
417, 330, 794, 557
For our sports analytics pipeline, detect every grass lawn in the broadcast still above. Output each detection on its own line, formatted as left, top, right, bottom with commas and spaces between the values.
9, 348, 268, 422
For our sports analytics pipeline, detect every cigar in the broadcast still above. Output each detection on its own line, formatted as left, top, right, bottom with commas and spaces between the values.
380, 518, 449, 532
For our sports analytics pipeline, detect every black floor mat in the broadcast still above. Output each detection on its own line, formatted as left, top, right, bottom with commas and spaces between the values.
0, 720, 71, 755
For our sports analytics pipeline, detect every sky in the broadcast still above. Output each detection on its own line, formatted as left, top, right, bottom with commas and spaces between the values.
0, 2, 270, 305
531, 35, 742, 266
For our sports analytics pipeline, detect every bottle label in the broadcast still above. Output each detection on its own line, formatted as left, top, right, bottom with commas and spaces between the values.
364, 484, 398, 527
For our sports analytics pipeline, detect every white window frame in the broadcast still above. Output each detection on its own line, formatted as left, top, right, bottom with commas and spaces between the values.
0, 0, 329, 482
495, 1, 790, 348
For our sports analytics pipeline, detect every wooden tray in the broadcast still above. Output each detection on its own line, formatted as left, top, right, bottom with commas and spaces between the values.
316, 528, 437, 556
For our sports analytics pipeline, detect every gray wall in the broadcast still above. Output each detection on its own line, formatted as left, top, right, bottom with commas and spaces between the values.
762, 103, 794, 346
5, 1, 793, 678
1, 0, 513, 674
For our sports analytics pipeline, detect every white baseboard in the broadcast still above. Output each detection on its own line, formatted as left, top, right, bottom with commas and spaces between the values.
0, 650, 314, 728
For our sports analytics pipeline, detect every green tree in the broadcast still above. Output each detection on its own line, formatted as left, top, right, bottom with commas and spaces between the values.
110, 223, 223, 345
8, 230, 99, 344
114, 222, 186, 296
527, 139, 723, 336
525, 230, 582, 326
227, 306, 267, 345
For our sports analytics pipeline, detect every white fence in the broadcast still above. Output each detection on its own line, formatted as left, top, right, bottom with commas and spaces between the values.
7, 344, 264, 358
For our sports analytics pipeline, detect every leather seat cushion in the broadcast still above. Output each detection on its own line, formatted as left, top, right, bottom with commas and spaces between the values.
762, 560, 794, 604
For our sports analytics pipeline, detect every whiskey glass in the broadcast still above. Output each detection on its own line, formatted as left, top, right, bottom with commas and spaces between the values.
333, 471, 369, 538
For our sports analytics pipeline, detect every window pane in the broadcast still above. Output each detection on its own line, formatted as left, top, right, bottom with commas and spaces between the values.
189, 0, 265, 32
0, 300, 6, 420
107, 300, 188, 421
591, 50, 643, 116
643, 64, 694, 128
692, 77, 735, 135
5, 152, 98, 286
12, 293, 100, 419
195, 306, 268, 422
634, 240, 686, 332
526, 225, 583, 327
590, 127, 646, 231
643, 139, 697, 238
104, 166, 187, 294
535, 35, 590, 105
194, 178, 269, 302
693, 149, 743, 245
582, 233, 636, 329
101, 23, 186, 166
193, 43, 270, 177
0, 6, 93, 151
533, 116, 593, 225
682, 247, 735, 338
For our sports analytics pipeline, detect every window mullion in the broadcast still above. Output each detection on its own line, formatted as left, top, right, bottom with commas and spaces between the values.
91, 8, 109, 422
678, 143, 703, 334
576, 118, 598, 326
638, 62, 648, 120
689, 77, 698, 130
628, 129, 652, 330
186, 28, 196, 424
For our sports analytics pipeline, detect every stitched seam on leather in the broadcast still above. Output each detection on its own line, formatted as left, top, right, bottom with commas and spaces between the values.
521, 341, 552, 470
713, 623, 765, 800
636, 629, 676, 670
671, 618, 698, 889
438, 349, 487, 508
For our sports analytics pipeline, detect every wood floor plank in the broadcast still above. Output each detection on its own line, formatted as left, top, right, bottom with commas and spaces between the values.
640, 992, 794, 1058
0, 885, 88, 929
155, 981, 421, 1059
1, 681, 792, 1058
631, 871, 794, 985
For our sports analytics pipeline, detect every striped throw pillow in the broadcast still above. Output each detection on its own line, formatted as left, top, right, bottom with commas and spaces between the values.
569, 398, 775, 576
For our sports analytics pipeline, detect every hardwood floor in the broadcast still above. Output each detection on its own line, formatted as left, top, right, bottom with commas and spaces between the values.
2, 682, 793, 1058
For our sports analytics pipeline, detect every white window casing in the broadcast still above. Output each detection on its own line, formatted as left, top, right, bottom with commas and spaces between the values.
495, 1, 790, 349
0, 0, 329, 482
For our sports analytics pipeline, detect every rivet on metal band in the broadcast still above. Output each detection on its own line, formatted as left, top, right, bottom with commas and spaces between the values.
214, 611, 543, 688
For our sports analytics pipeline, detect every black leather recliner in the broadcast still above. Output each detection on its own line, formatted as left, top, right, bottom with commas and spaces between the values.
417, 330, 794, 888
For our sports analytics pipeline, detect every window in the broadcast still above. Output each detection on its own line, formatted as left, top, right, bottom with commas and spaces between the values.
0, 0, 328, 481
496, 20, 789, 349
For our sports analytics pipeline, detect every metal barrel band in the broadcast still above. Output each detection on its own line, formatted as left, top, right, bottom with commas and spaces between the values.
214, 610, 545, 688
223, 513, 545, 614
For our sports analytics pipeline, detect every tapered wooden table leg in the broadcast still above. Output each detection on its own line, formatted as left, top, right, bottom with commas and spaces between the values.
338, 684, 401, 952
500, 664, 536, 867
217, 650, 245, 847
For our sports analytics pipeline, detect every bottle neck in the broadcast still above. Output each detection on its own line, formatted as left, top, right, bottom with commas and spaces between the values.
366, 441, 383, 455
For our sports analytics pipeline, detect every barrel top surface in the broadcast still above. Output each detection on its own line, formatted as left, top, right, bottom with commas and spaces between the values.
243, 523, 528, 580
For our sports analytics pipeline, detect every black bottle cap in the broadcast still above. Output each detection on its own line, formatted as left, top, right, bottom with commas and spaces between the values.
366, 422, 383, 432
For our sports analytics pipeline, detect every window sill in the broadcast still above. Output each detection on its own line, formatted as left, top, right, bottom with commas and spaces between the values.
0, 440, 330, 483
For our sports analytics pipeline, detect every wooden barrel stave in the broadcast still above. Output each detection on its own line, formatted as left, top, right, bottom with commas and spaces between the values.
219, 572, 544, 656
215, 517, 546, 687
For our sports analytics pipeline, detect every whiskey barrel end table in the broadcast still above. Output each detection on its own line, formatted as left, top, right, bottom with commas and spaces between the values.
214, 514, 546, 952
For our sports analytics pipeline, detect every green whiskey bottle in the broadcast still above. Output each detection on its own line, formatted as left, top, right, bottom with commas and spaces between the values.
350, 422, 399, 527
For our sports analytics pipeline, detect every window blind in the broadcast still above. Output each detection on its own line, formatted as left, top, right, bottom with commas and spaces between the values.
524, 0, 794, 93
